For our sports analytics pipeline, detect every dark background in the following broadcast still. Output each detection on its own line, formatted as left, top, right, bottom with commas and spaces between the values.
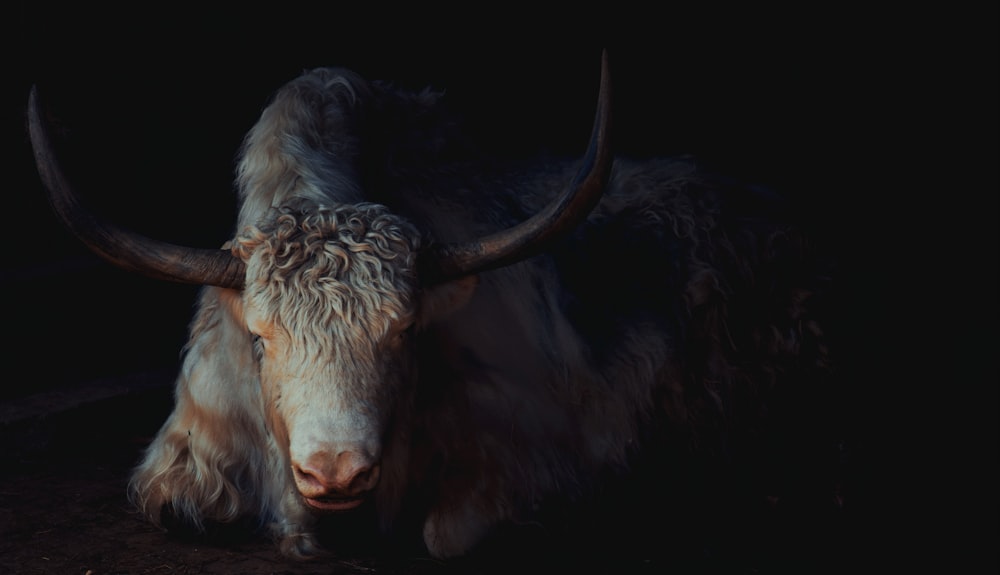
3, 2, 996, 572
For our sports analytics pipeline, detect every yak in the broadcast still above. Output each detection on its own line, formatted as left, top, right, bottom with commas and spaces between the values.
27, 51, 837, 561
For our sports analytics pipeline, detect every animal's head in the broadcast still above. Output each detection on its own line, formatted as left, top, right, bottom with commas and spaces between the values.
231, 201, 455, 510
26, 52, 612, 511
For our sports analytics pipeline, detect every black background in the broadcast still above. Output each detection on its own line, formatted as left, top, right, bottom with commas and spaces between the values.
4, 2, 996, 572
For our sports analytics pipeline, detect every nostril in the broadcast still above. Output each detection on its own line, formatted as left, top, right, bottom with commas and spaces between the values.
292, 462, 324, 490
353, 463, 381, 490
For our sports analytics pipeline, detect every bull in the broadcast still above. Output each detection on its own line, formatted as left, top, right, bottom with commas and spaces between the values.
27, 51, 836, 560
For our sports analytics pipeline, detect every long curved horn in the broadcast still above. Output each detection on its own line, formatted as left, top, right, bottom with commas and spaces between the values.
27, 86, 246, 289
422, 48, 614, 283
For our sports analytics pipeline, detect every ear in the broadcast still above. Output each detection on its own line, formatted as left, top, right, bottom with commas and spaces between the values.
419, 275, 479, 327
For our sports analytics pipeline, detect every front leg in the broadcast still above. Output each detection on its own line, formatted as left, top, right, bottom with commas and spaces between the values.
422, 482, 511, 559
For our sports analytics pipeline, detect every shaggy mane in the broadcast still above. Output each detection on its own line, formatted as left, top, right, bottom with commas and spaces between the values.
234, 201, 419, 349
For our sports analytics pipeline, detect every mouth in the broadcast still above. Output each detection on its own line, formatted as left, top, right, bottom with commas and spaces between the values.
303, 495, 366, 512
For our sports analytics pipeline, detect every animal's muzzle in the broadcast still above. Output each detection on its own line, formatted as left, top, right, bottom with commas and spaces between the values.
292, 450, 380, 512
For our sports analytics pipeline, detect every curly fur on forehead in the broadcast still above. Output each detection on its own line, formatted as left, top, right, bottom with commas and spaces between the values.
233, 201, 420, 344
